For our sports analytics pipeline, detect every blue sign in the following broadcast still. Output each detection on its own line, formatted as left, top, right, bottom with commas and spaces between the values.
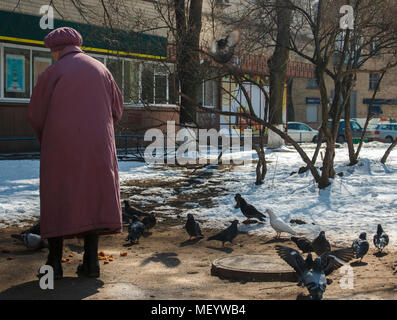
6, 54, 25, 93
363, 98, 397, 105
306, 97, 321, 104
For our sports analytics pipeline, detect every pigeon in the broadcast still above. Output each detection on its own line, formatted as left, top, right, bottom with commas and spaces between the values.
22, 222, 41, 235
373, 224, 389, 252
126, 216, 146, 244
312, 231, 331, 256
124, 200, 147, 217
265, 209, 297, 238
211, 30, 240, 64
291, 236, 313, 253
352, 232, 369, 262
11, 233, 48, 250
141, 213, 156, 231
207, 220, 239, 247
276, 245, 355, 300
185, 214, 203, 240
234, 194, 266, 223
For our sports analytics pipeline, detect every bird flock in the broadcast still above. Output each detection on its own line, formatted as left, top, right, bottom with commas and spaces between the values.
12, 194, 390, 300
184, 194, 390, 300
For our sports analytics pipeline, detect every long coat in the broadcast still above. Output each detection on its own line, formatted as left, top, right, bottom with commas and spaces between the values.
28, 45, 123, 239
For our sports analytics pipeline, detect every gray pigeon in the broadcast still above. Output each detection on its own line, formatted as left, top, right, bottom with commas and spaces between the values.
312, 231, 331, 256
234, 194, 266, 223
207, 220, 239, 247
373, 224, 389, 252
126, 216, 146, 244
211, 30, 240, 64
185, 214, 203, 240
12, 233, 48, 250
276, 245, 355, 300
352, 232, 369, 261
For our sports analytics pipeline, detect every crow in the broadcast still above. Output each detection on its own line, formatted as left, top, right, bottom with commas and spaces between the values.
185, 214, 203, 240
234, 194, 266, 223
207, 220, 239, 247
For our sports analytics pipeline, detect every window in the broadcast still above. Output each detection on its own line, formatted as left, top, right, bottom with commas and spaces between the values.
198, 79, 217, 107
369, 105, 383, 115
299, 123, 310, 131
141, 64, 154, 104
32, 51, 52, 87
123, 60, 140, 104
306, 78, 318, 89
306, 104, 318, 122
370, 41, 381, 58
107, 58, 123, 92
351, 121, 362, 131
369, 73, 380, 91
0, 42, 179, 106
287, 123, 298, 130
154, 66, 167, 104
3, 47, 31, 99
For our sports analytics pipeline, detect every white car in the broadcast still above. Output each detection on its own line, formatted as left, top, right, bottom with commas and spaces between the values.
287, 122, 319, 143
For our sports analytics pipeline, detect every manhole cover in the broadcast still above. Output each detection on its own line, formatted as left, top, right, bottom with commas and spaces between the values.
211, 254, 299, 282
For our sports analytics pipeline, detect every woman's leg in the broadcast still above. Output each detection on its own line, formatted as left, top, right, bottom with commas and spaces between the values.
77, 233, 100, 278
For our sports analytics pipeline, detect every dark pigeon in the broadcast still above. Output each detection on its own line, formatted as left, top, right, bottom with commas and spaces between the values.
207, 220, 239, 247
126, 216, 146, 244
23, 222, 41, 235
141, 213, 156, 231
373, 224, 389, 252
276, 245, 355, 300
11, 222, 41, 240
312, 231, 331, 256
185, 214, 203, 240
234, 194, 266, 223
291, 236, 313, 253
124, 200, 147, 217
352, 232, 369, 261
211, 30, 240, 64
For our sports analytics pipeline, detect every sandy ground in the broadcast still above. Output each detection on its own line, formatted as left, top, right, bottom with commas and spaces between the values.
0, 216, 396, 300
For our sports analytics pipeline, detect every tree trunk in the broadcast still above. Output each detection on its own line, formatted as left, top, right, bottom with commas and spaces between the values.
267, 0, 291, 148
381, 139, 397, 164
254, 128, 267, 185
174, 0, 203, 124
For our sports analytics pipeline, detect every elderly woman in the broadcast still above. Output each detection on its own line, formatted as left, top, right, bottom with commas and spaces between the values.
29, 27, 123, 279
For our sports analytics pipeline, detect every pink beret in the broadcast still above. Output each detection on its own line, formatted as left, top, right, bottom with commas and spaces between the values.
44, 27, 83, 52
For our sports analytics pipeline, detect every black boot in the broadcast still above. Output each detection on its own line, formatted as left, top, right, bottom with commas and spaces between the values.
77, 234, 100, 278
38, 237, 63, 280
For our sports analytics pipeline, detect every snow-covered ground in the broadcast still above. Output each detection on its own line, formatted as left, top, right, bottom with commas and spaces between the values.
1, 142, 396, 247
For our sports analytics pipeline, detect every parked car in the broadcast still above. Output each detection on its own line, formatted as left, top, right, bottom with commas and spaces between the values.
328, 120, 364, 143
287, 122, 319, 143
371, 123, 397, 143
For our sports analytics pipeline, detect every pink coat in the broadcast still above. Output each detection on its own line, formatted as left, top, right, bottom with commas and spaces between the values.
28, 45, 123, 239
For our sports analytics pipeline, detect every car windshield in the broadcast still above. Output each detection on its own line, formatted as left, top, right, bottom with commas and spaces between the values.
351, 121, 362, 131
